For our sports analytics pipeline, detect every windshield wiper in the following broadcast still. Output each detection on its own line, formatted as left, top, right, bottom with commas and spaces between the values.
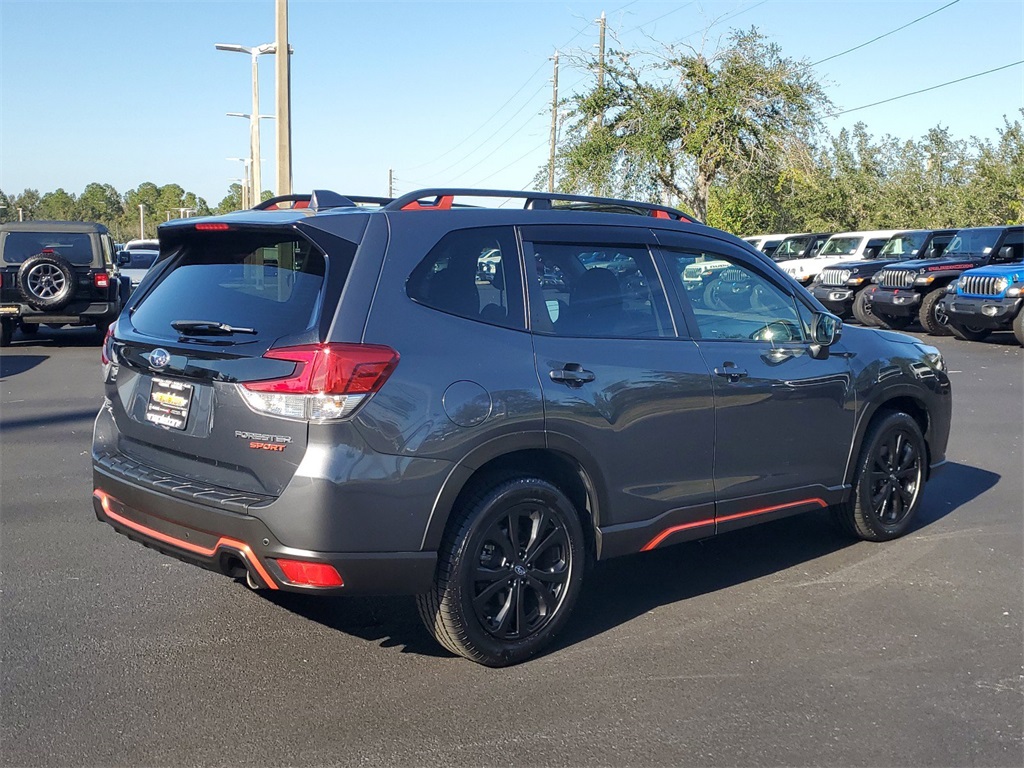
171, 320, 257, 336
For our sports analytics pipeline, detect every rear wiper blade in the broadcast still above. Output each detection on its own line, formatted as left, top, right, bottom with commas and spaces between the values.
171, 320, 257, 336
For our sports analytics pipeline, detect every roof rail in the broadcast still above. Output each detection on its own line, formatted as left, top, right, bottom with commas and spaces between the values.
384, 188, 698, 222
254, 191, 392, 212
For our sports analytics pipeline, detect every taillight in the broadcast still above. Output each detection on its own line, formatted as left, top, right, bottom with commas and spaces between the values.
94, 272, 110, 289
274, 559, 344, 588
100, 322, 116, 366
238, 343, 399, 421
195, 222, 230, 231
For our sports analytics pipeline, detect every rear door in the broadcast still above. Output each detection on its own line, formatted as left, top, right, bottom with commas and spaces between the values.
521, 225, 716, 554
106, 223, 354, 496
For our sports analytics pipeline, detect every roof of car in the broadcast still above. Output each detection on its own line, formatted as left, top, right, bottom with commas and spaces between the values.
0, 220, 109, 234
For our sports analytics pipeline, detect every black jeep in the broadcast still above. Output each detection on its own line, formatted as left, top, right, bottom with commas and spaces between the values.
867, 226, 1024, 334
811, 229, 957, 326
0, 221, 127, 346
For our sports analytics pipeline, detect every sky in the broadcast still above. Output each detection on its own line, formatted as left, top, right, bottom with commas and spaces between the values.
2, 0, 1023, 207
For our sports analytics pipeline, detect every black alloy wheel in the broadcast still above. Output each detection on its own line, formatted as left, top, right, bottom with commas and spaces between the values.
919, 288, 952, 336
417, 476, 585, 666
852, 289, 879, 326
835, 411, 926, 541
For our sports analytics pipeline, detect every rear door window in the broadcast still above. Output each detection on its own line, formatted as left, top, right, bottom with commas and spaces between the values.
523, 235, 675, 339
130, 230, 335, 343
406, 226, 525, 330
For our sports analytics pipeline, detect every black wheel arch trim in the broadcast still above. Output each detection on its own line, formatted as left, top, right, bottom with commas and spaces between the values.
418, 430, 608, 554
843, 387, 936, 486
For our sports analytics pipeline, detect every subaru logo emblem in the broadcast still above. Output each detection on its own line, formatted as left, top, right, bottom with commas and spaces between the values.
513, 564, 528, 577
149, 348, 171, 369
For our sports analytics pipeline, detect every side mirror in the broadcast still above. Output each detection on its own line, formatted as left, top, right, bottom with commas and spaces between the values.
997, 246, 1014, 261
117, 251, 131, 266
810, 311, 842, 358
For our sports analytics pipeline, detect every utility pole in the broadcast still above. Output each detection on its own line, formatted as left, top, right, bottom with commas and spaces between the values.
388, 168, 394, 198
548, 50, 559, 193
18, 208, 24, 221
275, 0, 293, 196
597, 11, 606, 90
138, 204, 145, 239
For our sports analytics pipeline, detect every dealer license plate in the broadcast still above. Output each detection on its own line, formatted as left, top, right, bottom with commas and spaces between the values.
145, 377, 193, 431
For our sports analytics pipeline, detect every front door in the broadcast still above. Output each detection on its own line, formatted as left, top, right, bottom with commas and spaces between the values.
656, 233, 856, 531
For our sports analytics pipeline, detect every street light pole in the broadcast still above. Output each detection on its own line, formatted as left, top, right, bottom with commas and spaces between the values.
228, 157, 252, 209
138, 204, 145, 239
215, 42, 276, 204
275, 0, 293, 196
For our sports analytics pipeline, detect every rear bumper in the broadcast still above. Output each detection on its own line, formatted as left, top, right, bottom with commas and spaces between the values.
0, 299, 119, 324
93, 468, 437, 595
869, 287, 921, 315
939, 296, 1021, 328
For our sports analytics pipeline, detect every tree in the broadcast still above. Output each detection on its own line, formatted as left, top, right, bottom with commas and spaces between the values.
78, 182, 124, 224
555, 26, 832, 222
216, 183, 245, 214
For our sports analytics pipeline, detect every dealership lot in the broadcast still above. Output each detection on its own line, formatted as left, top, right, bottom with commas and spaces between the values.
1, 327, 1021, 766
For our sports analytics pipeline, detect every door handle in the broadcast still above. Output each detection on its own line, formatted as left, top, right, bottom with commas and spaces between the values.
549, 363, 596, 387
714, 364, 748, 383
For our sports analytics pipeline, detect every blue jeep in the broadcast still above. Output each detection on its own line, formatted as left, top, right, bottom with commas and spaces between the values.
938, 262, 1024, 345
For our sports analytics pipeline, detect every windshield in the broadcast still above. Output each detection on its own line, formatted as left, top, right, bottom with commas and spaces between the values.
2, 232, 95, 265
879, 232, 927, 259
772, 237, 808, 261
943, 228, 1002, 257
124, 250, 158, 269
818, 236, 862, 257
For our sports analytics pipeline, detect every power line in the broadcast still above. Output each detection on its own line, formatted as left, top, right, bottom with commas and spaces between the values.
812, 0, 960, 66
831, 60, 1024, 116
623, 2, 696, 35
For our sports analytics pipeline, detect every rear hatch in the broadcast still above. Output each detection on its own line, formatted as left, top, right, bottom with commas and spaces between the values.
105, 221, 359, 496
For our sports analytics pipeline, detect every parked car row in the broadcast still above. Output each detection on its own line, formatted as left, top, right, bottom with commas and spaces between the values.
742, 225, 1024, 346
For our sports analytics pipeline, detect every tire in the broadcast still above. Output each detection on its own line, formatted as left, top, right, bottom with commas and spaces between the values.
852, 289, 880, 327
16, 253, 76, 311
834, 411, 927, 542
1013, 310, 1024, 347
0, 319, 13, 348
19, 322, 38, 334
918, 288, 951, 336
874, 311, 913, 331
947, 321, 991, 342
416, 476, 586, 666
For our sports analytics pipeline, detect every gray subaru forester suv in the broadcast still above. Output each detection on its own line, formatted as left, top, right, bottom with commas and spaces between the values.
93, 189, 952, 666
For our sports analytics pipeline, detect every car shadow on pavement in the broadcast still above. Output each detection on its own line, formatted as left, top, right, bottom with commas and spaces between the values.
265, 591, 449, 658
0, 354, 48, 378
265, 461, 998, 663
6, 327, 103, 349
553, 461, 999, 657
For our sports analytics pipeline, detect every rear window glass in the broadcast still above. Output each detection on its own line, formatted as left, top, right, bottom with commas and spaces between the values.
131, 231, 334, 342
124, 250, 158, 269
2, 232, 96, 265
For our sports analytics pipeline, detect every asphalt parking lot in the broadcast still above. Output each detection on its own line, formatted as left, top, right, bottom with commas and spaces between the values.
1, 325, 1021, 767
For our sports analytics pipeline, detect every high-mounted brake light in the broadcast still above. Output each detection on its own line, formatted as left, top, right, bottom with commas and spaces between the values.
194, 222, 231, 231
274, 559, 344, 588
94, 272, 110, 289
238, 343, 399, 421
